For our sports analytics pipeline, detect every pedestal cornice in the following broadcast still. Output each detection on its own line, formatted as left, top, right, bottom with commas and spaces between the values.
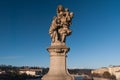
47, 45, 70, 55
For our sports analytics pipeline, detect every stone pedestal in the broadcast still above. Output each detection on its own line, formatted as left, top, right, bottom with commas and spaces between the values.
42, 44, 74, 80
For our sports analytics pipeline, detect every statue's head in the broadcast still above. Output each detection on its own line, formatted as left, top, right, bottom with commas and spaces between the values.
57, 5, 64, 13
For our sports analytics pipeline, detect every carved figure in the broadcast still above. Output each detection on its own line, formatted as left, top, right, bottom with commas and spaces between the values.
49, 16, 60, 43
49, 5, 73, 44
58, 24, 71, 42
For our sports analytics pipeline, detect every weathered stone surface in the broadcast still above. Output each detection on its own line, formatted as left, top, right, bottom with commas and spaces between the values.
49, 5, 73, 44
42, 45, 74, 80
42, 5, 74, 80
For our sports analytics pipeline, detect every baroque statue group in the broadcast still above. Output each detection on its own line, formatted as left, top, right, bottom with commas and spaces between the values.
49, 5, 73, 44
42, 5, 74, 80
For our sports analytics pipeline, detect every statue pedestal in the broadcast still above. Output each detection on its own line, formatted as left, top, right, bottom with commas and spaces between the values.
42, 44, 74, 80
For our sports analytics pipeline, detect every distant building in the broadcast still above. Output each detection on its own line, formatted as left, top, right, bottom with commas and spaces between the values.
19, 68, 42, 76
0, 69, 5, 74
91, 67, 108, 75
108, 66, 120, 79
92, 65, 120, 80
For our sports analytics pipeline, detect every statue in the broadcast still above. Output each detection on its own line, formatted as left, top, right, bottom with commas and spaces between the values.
42, 5, 74, 80
49, 5, 73, 44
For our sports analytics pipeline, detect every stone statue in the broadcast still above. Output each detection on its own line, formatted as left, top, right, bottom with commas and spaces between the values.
49, 5, 73, 44
42, 5, 74, 80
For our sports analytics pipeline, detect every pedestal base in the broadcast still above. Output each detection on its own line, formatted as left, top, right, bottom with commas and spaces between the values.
42, 44, 74, 80
42, 73, 74, 80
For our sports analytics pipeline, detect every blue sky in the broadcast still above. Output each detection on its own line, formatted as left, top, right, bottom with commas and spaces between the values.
0, 0, 120, 69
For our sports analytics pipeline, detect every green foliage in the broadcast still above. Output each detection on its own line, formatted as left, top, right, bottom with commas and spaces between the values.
103, 71, 111, 78
68, 69, 92, 75
102, 71, 116, 80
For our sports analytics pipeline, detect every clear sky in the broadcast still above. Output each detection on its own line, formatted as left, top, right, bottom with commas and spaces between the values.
0, 0, 120, 69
